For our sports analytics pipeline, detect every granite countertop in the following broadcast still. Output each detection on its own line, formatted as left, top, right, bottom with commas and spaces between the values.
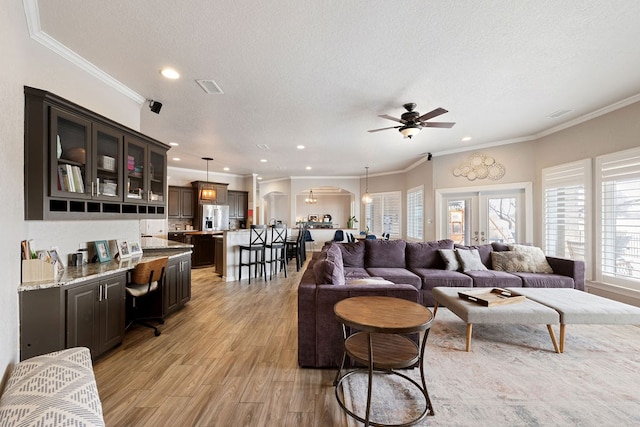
19, 242, 192, 292
184, 230, 225, 236
141, 236, 193, 249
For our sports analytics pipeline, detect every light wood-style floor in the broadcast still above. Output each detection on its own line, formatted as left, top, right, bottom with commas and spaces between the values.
93, 261, 348, 426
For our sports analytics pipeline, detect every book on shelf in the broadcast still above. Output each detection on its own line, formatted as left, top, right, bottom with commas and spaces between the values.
58, 165, 72, 192
65, 164, 75, 192
71, 165, 85, 193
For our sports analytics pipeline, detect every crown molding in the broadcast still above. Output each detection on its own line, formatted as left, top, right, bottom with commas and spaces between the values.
23, 0, 145, 105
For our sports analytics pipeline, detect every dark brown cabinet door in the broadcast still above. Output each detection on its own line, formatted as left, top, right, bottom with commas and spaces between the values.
66, 281, 100, 356
99, 276, 126, 354
168, 187, 181, 217
181, 189, 194, 218
179, 258, 192, 304
163, 261, 180, 315
193, 235, 216, 267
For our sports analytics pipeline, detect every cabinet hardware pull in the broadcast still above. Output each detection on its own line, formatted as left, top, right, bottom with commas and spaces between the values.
103, 283, 108, 299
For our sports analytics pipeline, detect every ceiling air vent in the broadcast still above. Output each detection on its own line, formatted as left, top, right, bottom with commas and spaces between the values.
196, 79, 224, 94
548, 109, 573, 119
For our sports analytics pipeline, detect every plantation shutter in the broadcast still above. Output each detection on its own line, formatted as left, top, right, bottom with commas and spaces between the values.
365, 191, 401, 238
407, 186, 424, 240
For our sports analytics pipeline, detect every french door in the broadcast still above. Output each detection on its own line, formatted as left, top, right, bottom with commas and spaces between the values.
436, 183, 532, 246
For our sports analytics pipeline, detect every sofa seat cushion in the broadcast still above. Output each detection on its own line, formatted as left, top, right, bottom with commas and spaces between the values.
364, 239, 407, 268
344, 267, 370, 279
365, 267, 422, 289
464, 270, 523, 287
406, 239, 454, 269
511, 272, 575, 288
0, 347, 104, 427
410, 268, 473, 306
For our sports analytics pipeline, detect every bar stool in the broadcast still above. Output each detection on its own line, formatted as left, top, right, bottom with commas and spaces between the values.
286, 226, 305, 271
238, 225, 267, 283
266, 224, 287, 279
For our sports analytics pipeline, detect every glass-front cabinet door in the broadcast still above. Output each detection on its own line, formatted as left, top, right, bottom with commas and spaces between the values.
148, 145, 166, 205
50, 107, 91, 199
92, 123, 123, 202
124, 136, 148, 203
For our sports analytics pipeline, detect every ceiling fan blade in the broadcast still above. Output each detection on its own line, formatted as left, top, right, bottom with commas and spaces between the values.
423, 121, 456, 128
368, 125, 401, 133
417, 107, 448, 122
378, 114, 406, 124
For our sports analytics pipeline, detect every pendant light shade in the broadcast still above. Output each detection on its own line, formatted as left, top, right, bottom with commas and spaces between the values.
362, 166, 372, 204
200, 157, 216, 201
305, 189, 317, 204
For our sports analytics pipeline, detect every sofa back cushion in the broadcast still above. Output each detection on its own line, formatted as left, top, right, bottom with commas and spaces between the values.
313, 244, 345, 285
365, 239, 407, 268
338, 241, 365, 267
406, 239, 454, 269
455, 243, 493, 268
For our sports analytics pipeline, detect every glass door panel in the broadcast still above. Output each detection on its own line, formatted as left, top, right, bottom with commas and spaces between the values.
148, 147, 166, 205
125, 137, 147, 203
50, 108, 91, 199
93, 124, 123, 201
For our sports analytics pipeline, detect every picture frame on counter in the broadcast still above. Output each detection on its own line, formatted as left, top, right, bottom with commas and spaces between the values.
48, 248, 65, 272
116, 240, 131, 259
129, 241, 143, 257
95, 240, 111, 263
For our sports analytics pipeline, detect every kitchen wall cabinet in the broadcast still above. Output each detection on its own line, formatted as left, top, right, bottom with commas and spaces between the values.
168, 186, 195, 218
192, 181, 228, 205
65, 273, 126, 359
228, 190, 248, 219
24, 86, 169, 220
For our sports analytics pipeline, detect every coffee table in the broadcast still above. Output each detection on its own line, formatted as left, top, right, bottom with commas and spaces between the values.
333, 296, 434, 426
432, 287, 561, 353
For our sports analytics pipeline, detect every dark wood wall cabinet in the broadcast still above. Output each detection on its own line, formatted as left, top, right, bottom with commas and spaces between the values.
168, 186, 195, 218
24, 86, 169, 220
228, 190, 248, 220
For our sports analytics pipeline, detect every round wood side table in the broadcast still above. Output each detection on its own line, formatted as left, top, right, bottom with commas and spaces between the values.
333, 296, 434, 426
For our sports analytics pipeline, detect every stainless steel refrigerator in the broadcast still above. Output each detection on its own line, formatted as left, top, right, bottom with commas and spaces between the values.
201, 204, 230, 231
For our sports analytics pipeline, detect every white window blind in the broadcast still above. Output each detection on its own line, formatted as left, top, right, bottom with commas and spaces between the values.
365, 191, 401, 238
407, 186, 423, 240
596, 148, 640, 287
541, 159, 590, 270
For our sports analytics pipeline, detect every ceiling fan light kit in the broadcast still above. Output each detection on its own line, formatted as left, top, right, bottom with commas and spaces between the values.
369, 102, 455, 138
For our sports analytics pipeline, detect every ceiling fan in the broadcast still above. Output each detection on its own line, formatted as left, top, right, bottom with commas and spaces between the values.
368, 103, 455, 139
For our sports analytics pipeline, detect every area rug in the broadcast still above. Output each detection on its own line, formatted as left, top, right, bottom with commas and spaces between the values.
340, 307, 640, 426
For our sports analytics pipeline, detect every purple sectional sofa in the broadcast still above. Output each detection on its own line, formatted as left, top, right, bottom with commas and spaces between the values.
297, 238, 585, 368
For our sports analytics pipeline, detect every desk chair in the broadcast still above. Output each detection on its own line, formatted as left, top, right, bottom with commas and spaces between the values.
266, 224, 288, 279
239, 225, 268, 283
126, 256, 168, 337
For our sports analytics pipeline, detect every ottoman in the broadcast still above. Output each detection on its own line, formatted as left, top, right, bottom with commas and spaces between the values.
432, 287, 560, 352
507, 288, 640, 352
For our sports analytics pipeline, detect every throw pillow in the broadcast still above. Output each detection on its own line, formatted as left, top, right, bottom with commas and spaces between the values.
456, 249, 488, 272
508, 244, 554, 273
338, 241, 365, 267
491, 251, 535, 272
438, 249, 460, 271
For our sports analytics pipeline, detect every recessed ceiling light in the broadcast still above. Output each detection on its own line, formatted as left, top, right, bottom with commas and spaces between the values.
461, 136, 472, 142
260, 159, 267, 163
305, 166, 312, 170
169, 142, 179, 146
257, 176, 263, 180
160, 68, 180, 79
297, 145, 305, 150
223, 167, 230, 171
172, 157, 180, 161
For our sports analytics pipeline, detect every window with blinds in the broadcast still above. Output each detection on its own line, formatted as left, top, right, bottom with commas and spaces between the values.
541, 159, 591, 272
596, 148, 640, 287
364, 191, 401, 238
407, 186, 424, 240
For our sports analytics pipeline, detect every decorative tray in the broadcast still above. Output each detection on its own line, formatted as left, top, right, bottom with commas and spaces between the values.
458, 288, 525, 307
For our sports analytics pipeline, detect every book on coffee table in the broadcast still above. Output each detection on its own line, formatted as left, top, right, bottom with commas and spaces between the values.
458, 288, 526, 307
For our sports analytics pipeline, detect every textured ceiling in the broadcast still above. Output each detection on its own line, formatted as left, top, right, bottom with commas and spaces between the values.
36, 0, 640, 179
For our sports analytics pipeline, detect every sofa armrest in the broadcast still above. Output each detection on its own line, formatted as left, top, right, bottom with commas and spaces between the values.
546, 256, 585, 291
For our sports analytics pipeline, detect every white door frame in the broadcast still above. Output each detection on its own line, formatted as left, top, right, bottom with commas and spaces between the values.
435, 181, 533, 243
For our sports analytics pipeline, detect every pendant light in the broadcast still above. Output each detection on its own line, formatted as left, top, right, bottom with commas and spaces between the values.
200, 157, 216, 201
362, 166, 372, 204
305, 189, 317, 204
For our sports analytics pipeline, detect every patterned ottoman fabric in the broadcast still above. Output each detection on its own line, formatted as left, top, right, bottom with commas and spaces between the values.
0, 347, 104, 427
